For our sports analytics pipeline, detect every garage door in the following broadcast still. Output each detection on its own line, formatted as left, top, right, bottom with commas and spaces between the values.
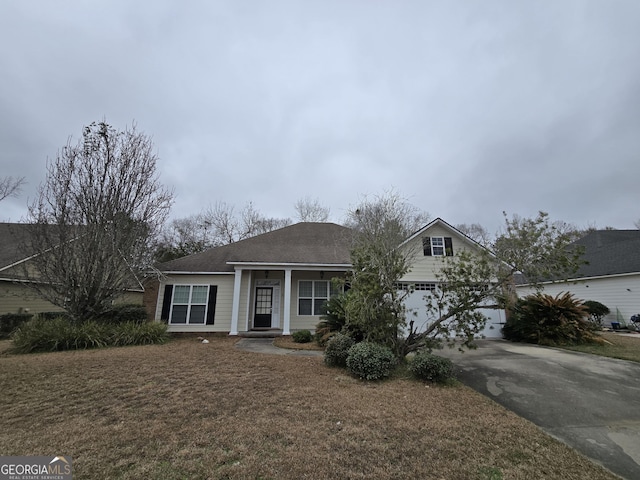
402, 289, 505, 339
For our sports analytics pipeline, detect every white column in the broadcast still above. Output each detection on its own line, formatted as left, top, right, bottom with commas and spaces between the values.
229, 268, 243, 335
283, 268, 292, 335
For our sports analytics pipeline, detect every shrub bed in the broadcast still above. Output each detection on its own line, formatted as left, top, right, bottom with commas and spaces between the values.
10, 317, 168, 353
409, 351, 455, 383
345, 342, 396, 381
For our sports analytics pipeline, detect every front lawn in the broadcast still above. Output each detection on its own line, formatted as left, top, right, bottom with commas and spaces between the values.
559, 331, 640, 363
0, 337, 616, 479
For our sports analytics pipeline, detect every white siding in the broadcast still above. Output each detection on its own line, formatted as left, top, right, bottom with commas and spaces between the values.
517, 274, 640, 327
400, 225, 476, 282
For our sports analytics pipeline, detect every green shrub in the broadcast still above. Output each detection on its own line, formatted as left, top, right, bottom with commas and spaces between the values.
0, 313, 33, 338
291, 329, 313, 343
582, 300, 610, 327
108, 321, 169, 346
315, 294, 348, 346
324, 333, 355, 367
37, 311, 71, 321
502, 292, 598, 345
345, 342, 396, 381
10, 317, 168, 353
409, 351, 455, 383
98, 304, 148, 325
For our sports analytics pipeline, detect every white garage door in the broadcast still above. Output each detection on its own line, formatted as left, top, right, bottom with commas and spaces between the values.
402, 290, 505, 339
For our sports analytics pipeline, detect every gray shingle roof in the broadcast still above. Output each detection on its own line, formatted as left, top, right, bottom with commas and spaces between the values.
571, 230, 640, 278
0, 223, 38, 270
159, 222, 354, 273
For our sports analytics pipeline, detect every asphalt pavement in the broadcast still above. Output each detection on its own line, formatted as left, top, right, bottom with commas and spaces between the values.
438, 339, 640, 480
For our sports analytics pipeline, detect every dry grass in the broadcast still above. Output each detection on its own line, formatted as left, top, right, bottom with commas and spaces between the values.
0, 337, 617, 480
559, 331, 640, 362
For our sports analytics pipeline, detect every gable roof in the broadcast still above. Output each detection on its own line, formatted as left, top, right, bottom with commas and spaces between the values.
159, 222, 354, 273
402, 217, 489, 251
570, 230, 640, 278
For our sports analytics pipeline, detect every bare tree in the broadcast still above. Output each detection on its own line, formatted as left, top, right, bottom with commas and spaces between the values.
0, 176, 26, 202
294, 196, 330, 222
635, 219, 640, 229
454, 222, 492, 247
24, 121, 173, 322
155, 215, 210, 262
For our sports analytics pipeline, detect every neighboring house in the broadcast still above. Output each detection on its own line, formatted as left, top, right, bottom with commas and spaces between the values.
516, 230, 640, 327
0, 223, 143, 316
152, 219, 505, 338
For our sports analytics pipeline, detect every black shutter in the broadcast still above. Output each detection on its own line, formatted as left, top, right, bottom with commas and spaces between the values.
444, 237, 454, 256
422, 237, 432, 256
161, 284, 173, 321
206, 285, 217, 325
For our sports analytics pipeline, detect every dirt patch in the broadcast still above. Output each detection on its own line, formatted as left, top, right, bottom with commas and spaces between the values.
0, 337, 617, 479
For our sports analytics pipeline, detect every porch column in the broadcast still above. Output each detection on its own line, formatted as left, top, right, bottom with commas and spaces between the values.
230, 268, 243, 335
283, 268, 292, 335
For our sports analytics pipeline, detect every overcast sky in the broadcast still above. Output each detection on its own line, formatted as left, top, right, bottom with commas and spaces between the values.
1, 0, 639, 235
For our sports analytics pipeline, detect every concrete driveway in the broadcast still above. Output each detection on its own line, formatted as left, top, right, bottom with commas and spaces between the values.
439, 340, 640, 480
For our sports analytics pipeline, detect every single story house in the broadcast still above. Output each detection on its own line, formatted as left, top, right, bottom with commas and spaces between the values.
0, 222, 143, 316
152, 219, 505, 337
516, 230, 640, 326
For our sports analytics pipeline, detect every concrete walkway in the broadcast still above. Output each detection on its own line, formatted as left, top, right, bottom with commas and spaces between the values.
234, 337, 323, 357
439, 340, 640, 480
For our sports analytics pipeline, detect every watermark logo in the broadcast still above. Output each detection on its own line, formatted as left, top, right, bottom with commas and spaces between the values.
0, 456, 72, 480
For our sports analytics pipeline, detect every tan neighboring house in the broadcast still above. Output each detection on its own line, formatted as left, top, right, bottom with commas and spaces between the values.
152, 219, 505, 337
0, 223, 143, 316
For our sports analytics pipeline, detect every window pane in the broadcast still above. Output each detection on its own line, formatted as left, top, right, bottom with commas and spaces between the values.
431, 238, 444, 256
170, 305, 187, 323
189, 305, 206, 324
314, 299, 326, 315
299, 299, 312, 315
191, 286, 208, 304
314, 281, 328, 298
173, 285, 190, 303
299, 281, 313, 297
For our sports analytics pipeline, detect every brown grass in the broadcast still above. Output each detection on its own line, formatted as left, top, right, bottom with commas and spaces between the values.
559, 331, 640, 362
0, 337, 617, 480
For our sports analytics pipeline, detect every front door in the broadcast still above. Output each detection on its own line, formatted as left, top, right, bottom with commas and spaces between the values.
254, 287, 273, 328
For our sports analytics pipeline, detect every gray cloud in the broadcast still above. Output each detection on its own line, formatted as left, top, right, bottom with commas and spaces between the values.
1, 0, 639, 234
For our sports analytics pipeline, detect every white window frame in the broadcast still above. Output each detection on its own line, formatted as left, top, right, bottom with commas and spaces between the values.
297, 280, 341, 316
430, 236, 445, 256
169, 284, 210, 325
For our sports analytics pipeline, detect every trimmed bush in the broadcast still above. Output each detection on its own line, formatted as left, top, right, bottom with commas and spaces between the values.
292, 329, 313, 343
345, 342, 396, 381
10, 317, 168, 353
324, 333, 355, 367
0, 313, 33, 338
409, 351, 455, 383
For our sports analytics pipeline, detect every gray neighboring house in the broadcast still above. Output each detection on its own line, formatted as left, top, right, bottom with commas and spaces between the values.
516, 230, 640, 326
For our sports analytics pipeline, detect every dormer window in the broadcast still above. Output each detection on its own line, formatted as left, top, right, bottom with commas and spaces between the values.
423, 236, 453, 256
